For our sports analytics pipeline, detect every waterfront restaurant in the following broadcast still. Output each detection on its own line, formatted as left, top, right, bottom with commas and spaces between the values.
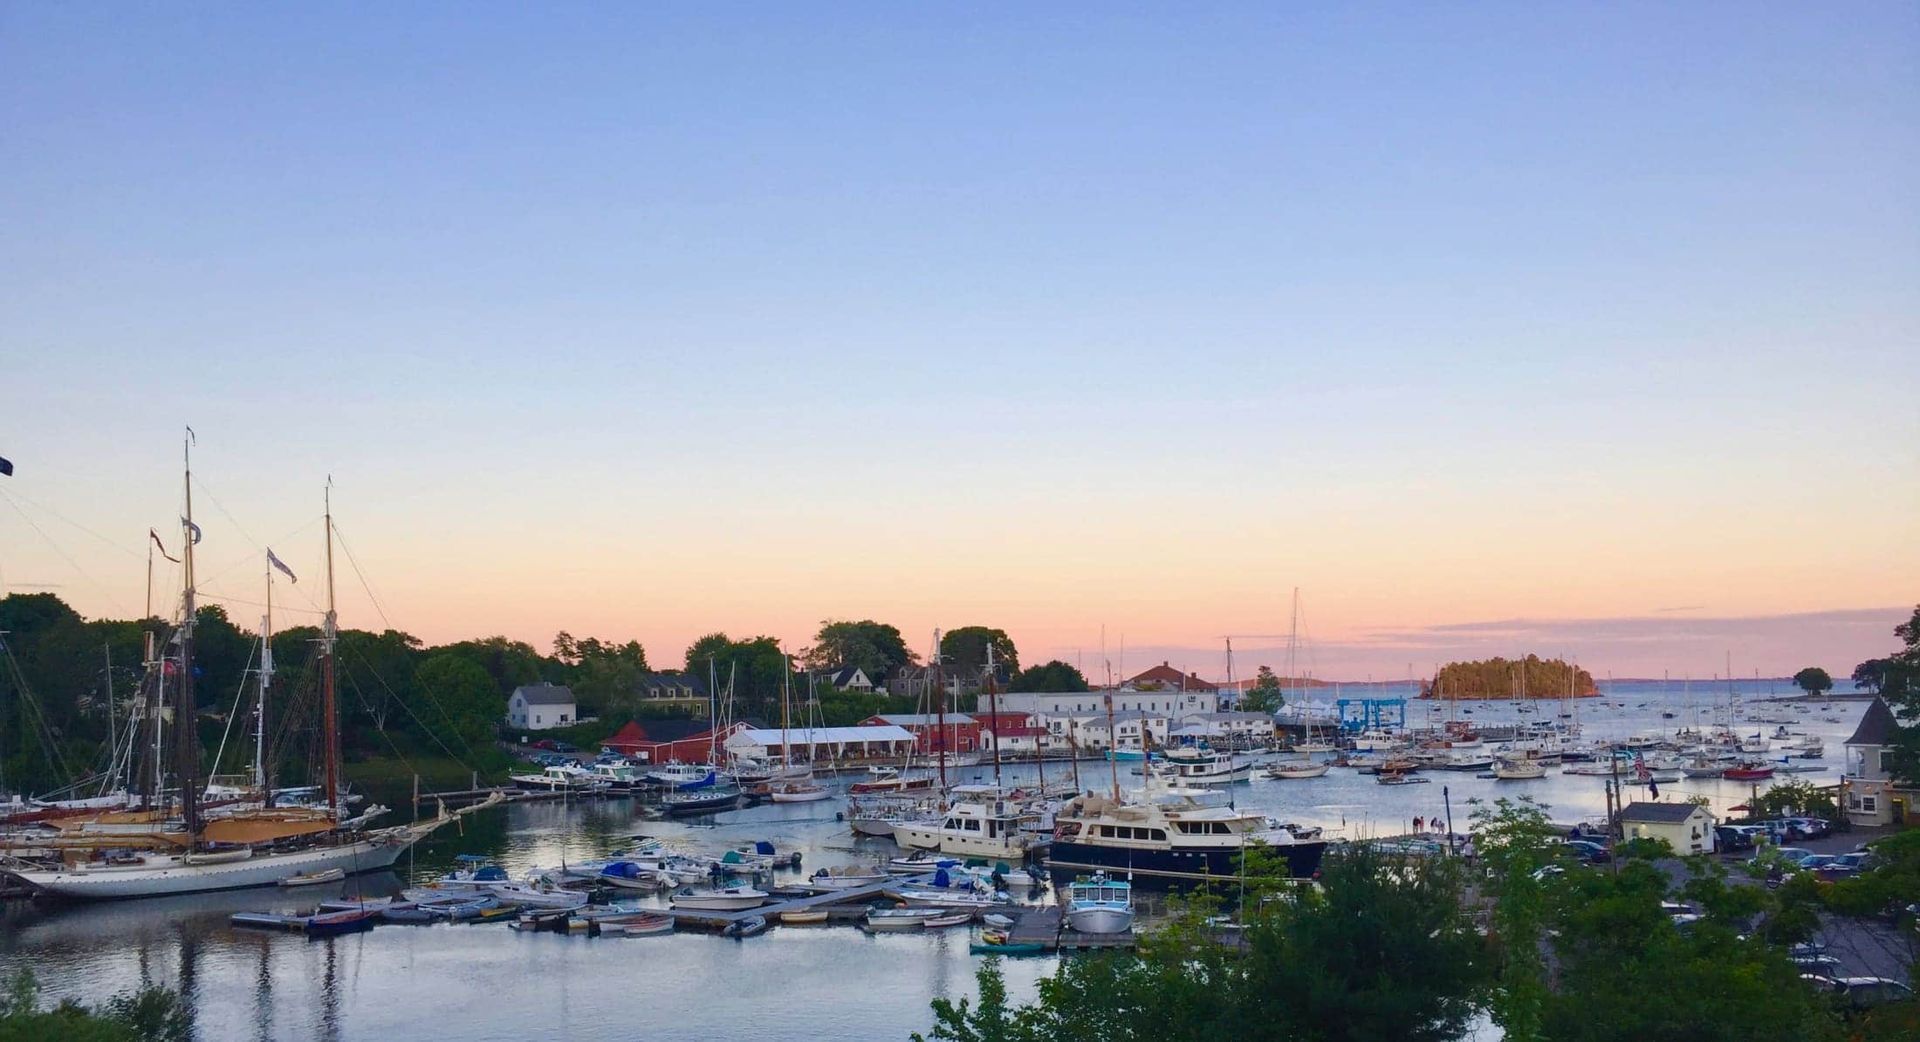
725, 724, 916, 765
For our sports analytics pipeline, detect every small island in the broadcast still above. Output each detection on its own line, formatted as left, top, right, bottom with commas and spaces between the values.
1421, 655, 1598, 699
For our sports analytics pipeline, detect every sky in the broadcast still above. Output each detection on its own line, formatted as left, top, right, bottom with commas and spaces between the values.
2, 5, 1915, 682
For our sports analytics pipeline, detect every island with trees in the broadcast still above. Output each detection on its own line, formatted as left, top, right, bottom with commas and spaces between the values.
1421, 655, 1597, 699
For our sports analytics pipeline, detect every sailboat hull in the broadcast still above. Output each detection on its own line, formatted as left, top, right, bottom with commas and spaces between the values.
4, 833, 415, 900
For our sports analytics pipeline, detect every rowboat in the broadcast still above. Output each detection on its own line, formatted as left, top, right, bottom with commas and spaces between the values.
780, 909, 830, 924
615, 915, 675, 936
671, 886, 769, 911
280, 868, 346, 887
922, 912, 974, 928
866, 908, 943, 931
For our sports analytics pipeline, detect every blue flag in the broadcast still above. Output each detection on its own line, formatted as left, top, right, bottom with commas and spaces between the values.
267, 548, 298, 584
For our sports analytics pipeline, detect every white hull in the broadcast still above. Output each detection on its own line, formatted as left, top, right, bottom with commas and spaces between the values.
671, 891, 767, 911
768, 787, 832, 803
5, 835, 409, 899
849, 817, 904, 836
1067, 906, 1134, 934
1266, 763, 1329, 779
891, 823, 1029, 860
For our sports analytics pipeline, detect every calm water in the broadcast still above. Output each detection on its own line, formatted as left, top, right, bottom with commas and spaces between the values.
0, 681, 1867, 1041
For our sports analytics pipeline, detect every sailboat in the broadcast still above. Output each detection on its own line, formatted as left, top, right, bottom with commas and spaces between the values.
2, 444, 496, 899
765, 655, 829, 803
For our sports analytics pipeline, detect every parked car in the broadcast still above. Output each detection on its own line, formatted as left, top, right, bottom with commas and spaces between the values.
1828, 977, 1915, 1009
551, 741, 578, 754
1788, 941, 1828, 959
1750, 846, 1814, 866
1562, 840, 1612, 864
1714, 825, 1757, 852
531, 739, 559, 751
1785, 817, 1832, 838
1790, 954, 1843, 975
1796, 854, 1842, 872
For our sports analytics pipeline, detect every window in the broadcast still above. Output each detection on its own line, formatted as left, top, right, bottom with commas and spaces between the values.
1148, 829, 1167, 842
1862, 796, 1878, 812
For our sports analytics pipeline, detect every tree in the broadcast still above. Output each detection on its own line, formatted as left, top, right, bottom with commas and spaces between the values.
0, 968, 189, 1042
1791, 667, 1833, 698
1240, 666, 1285, 714
1469, 796, 1560, 1042
940, 627, 1019, 686
1870, 606, 1920, 786
917, 844, 1486, 1042
805, 619, 916, 682
414, 654, 503, 748
1009, 660, 1089, 693
1853, 658, 1891, 694
683, 633, 795, 714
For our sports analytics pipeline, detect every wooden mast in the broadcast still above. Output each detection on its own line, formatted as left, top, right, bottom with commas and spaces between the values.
176, 429, 202, 841
321, 481, 340, 820
985, 643, 1002, 791
933, 629, 946, 791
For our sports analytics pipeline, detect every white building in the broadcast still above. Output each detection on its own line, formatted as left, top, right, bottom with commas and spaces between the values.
1172, 711, 1275, 744
1843, 697, 1908, 826
508, 683, 577, 731
1046, 710, 1170, 753
1618, 801, 1717, 855
996, 690, 1212, 720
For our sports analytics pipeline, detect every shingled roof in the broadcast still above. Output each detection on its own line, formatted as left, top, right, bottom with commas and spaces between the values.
511, 683, 574, 705
1845, 697, 1899, 747
1619, 801, 1703, 823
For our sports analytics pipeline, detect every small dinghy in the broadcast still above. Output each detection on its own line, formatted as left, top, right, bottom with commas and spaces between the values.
614, 914, 675, 936
865, 907, 943, 932
724, 915, 771, 938
970, 930, 1046, 956
670, 886, 769, 911
280, 868, 347, 887
780, 909, 830, 925
922, 912, 974, 928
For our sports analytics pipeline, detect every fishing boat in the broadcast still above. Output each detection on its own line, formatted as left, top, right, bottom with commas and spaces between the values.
670, 885, 769, 911
1264, 760, 1330, 780
508, 765, 608, 793
892, 786, 1034, 860
279, 867, 346, 887
1151, 746, 1253, 786
1065, 872, 1134, 934
644, 763, 722, 790
1722, 762, 1776, 781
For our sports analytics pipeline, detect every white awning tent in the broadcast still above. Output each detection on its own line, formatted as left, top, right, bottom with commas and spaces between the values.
725, 725, 916, 760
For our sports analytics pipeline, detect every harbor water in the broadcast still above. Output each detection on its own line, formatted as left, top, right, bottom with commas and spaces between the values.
0, 680, 1870, 1040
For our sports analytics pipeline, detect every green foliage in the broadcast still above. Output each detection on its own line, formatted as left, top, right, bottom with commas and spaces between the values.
1468, 796, 1558, 1042
0, 968, 189, 1042
1429, 654, 1594, 699
1821, 829, 1920, 921
1853, 658, 1891, 693
1008, 660, 1089, 693
1874, 606, 1920, 786
684, 632, 793, 714
940, 627, 1019, 687
414, 654, 503, 750
550, 631, 650, 716
805, 619, 916, 682
1792, 666, 1834, 697
817, 690, 916, 727
1239, 666, 1285, 714
1749, 779, 1838, 821
1543, 863, 1840, 1042
919, 845, 1485, 1042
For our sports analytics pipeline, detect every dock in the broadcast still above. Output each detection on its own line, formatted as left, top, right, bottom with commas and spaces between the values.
654, 873, 940, 930
1002, 907, 1137, 950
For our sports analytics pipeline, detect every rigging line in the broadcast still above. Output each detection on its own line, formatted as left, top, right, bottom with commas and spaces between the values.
207, 639, 259, 779
326, 522, 396, 633
195, 591, 327, 617
343, 642, 476, 764
0, 487, 145, 561
0, 488, 135, 618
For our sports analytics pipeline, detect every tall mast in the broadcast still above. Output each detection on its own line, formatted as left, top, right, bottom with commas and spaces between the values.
985, 643, 1002, 790
932, 629, 946, 790
321, 481, 340, 820
256, 553, 275, 802
780, 653, 792, 769
176, 429, 201, 839
707, 656, 718, 765
1104, 693, 1120, 802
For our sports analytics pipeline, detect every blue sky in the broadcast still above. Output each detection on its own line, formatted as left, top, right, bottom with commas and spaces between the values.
2, 5, 1915, 677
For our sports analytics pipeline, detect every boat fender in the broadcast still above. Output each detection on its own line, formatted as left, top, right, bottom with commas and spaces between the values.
787, 853, 802, 868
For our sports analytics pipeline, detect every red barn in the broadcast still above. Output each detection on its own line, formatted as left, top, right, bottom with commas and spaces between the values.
863, 713, 981, 754
601, 720, 745, 764
972, 711, 1048, 755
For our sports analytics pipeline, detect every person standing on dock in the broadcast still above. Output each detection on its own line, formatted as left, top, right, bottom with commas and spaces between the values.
1414, 816, 1423, 834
